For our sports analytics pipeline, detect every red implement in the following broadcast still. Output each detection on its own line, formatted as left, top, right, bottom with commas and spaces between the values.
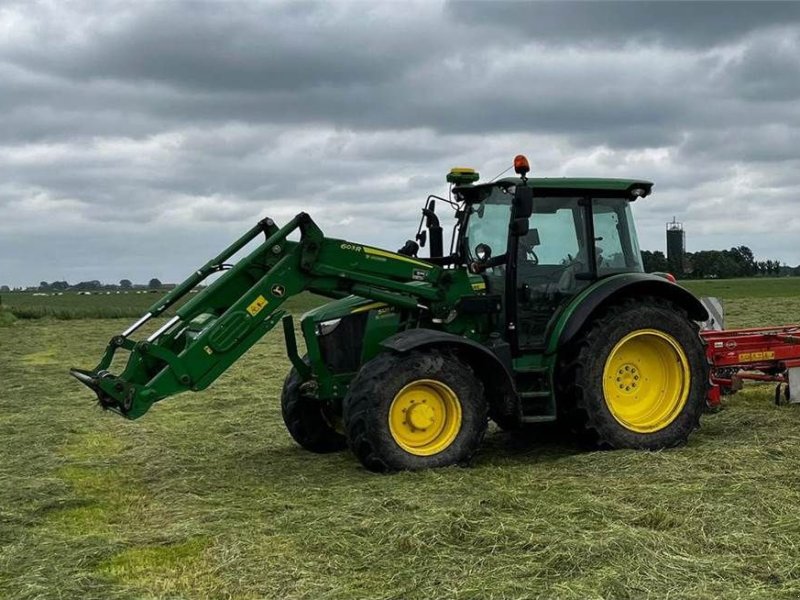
701, 325, 800, 406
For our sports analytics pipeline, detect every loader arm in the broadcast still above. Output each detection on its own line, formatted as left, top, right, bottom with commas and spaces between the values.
71, 213, 459, 419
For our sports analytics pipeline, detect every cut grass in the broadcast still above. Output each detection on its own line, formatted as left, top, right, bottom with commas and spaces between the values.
1, 283, 800, 598
0, 307, 15, 327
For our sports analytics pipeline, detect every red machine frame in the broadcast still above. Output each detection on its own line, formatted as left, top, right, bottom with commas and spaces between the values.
702, 325, 800, 407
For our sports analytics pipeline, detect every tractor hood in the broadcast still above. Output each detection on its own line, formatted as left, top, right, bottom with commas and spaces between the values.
302, 295, 386, 324
302, 271, 487, 324
454, 177, 653, 203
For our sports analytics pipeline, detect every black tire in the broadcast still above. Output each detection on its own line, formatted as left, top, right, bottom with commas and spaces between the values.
281, 360, 347, 454
559, 296, 709, 450
343, 350, 488, 472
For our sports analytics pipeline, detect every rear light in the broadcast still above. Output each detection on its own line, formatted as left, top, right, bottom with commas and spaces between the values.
654, 272, 678, 283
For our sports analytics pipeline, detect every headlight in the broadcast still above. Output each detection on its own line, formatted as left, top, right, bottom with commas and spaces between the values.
315, 318, 342, 336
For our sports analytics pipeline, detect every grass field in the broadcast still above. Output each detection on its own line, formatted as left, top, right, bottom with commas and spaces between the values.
2, 279, 800, 599
0, 291, 325, 320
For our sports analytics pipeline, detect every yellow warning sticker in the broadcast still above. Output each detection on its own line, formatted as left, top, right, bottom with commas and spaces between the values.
738, 351, 775, 362
246, 295, 268, 317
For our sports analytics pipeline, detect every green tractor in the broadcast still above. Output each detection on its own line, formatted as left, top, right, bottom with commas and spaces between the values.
72, 155, 709, 471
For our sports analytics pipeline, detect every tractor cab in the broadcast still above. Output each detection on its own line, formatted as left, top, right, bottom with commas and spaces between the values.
453, 165, 652, 348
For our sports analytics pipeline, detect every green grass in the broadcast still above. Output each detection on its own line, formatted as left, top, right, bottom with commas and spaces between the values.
4, 277, 797, 320
1, 281, 800, 598
0, 291, 325, 320
682, 277, 800, 299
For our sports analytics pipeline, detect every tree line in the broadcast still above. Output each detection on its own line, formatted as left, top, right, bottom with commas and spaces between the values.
1, 278, 165, 293
3, 247, 798, 291
641, 245, 798, 279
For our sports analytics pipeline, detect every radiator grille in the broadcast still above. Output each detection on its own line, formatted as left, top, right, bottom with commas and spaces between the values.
317, 313, 368, 374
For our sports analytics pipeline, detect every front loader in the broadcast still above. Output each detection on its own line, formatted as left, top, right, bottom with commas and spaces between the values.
72, 155, 711, 471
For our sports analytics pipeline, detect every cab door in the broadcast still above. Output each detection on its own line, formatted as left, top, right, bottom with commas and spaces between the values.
516, 197, 591, 348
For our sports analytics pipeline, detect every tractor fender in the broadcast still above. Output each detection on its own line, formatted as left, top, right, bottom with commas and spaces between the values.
380, 329, 517, 416
550, 273, 709, 353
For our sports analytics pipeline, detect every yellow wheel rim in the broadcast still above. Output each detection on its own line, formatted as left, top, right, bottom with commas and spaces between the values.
388, 379, 462, 456
602, 329, 691, 433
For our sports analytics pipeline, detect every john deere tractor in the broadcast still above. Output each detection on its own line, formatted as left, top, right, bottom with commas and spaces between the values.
72, 155, 709, 471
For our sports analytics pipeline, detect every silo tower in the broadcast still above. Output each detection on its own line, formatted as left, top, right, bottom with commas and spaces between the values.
666, 217, 685, 274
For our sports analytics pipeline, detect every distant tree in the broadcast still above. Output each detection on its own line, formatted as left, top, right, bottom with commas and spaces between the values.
0, 285, 9, 292
75, 280, 102, 291
728, 246, 755, 276
39, 281, 51, 291
50, 280, 70, 291
119, 279, 133, 289
641, 250, 669, 273
691, 250, 740, 279
148, 278, 162, 289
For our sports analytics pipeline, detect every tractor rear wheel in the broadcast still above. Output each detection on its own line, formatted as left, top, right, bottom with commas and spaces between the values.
343, 350, 488, 472
560, 297, 708, 450
281, 360, 347, 453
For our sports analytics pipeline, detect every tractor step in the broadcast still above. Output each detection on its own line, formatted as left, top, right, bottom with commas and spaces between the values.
517, 389, 555, 420
514, 366, 548, 374
519, 390, 550, 399
513, 367, 555, 420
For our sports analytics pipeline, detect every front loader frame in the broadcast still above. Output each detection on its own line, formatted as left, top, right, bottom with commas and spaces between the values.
71, 212, 467, 419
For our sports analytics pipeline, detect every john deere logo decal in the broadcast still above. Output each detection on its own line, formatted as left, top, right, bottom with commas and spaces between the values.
271, 284, 286, 298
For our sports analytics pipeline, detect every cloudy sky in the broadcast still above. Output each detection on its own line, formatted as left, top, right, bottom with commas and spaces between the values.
1, 0, 799, 286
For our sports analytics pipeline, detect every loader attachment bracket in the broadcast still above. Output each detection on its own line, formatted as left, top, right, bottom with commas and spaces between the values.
69, 368, 140, 415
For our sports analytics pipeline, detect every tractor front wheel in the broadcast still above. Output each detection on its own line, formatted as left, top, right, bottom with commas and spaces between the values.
560, 297, 708, 450
343, 350, 488, 472
281, 360, 347, 454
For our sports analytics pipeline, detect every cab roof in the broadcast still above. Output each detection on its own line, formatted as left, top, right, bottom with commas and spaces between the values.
455, 177, 654, 201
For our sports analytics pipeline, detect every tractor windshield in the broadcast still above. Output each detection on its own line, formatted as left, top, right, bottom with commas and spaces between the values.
463, 186, 512, 262
463, 187, 643, 276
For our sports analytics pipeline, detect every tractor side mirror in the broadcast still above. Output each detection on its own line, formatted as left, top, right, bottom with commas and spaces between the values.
510, 218, 529, 237
397, 240, 419, 257
475, 243, 492, 261
513, 185, 533, 219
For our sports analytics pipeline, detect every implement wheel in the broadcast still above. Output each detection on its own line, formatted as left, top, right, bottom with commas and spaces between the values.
560, 297, 708, 449
343, 350, 488, 472
281, 359, 347, 453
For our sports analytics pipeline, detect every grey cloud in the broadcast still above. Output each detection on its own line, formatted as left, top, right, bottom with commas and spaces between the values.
446, 1, 800, 48
1, 1, 799, 286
